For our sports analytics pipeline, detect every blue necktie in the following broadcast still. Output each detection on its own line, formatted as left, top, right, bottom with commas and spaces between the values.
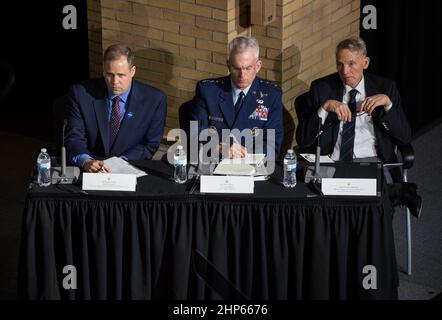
339, 89, 358, 161
234, 91, 245, 115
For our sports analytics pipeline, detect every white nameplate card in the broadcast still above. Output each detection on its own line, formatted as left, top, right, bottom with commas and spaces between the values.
82, 173, 136, 192
200, 175, 254, 194
321, 178, 376, 196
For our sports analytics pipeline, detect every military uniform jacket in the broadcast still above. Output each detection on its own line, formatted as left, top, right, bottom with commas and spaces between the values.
192, 76, 284, 157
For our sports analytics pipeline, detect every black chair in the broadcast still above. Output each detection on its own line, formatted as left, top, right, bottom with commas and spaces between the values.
294, 92, 313, 153
179, 100, 195, 135
294, 91, 416, 275
384, 144, 415, 275
178, 100, 196, 155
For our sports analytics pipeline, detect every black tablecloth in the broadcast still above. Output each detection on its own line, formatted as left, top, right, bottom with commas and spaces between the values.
18, 160, 398, 299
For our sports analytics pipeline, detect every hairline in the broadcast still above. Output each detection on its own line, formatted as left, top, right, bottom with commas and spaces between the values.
103, 44, 135, 68
228, 37, 260, 63
335, 37, 368, 59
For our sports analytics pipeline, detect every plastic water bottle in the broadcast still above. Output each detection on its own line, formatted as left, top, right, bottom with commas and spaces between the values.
174, 145, 187, 184
283, 149, 297, 188
37, 148, 51, 187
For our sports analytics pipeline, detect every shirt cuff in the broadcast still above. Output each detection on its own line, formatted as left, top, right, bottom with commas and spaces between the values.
72, 154, 92, 168
384, 102, 393, 112
317, 107, 328, 125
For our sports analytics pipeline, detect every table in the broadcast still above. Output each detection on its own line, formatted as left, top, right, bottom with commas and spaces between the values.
18, 160, 398, 299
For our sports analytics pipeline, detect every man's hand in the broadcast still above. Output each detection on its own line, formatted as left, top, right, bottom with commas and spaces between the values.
321, 99, 352, 123
360, 94, 391, 114
229, 143, 247, 158
219, 143, 248, 158
83, 159, 111, 173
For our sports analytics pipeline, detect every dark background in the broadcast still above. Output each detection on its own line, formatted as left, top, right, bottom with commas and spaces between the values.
360, 0, 441, 133
0, 1, 440, 142
0, 0, 89, 141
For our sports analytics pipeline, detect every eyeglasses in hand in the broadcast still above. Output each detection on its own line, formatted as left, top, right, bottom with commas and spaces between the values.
355, 111, 371, 117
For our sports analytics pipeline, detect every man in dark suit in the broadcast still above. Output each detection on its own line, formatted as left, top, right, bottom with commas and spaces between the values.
65, 44, 167, 173
191, 36, 283, 160
296, 37, 422, 217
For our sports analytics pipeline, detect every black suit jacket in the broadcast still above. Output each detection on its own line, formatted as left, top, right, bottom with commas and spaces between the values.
65, 78, 167, 163
296, 72, 412, 164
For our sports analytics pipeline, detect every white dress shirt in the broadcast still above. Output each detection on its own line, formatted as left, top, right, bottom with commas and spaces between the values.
317, 76, 393, 161
231, 80, 252, 105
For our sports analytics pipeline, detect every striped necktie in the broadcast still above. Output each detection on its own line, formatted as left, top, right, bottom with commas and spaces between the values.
109, 96, 121, 148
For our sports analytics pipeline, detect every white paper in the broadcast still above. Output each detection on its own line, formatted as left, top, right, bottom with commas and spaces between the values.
301, 153, 334, 163
200, 175, 254, 194
213, 163, 256, 176
82, 173, 137, 191
254, 175, 269, 182
213, 154, 267, 176
321, 178, 377, 196
253, 165, 270, 181
104, 156, 147, 178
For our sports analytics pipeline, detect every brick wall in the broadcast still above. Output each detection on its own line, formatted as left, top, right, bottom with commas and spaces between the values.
87, 0, 360, 152
280, 0, 360, 151
87, 0, 103, 78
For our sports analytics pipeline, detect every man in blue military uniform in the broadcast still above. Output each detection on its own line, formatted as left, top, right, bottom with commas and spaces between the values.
191, 36, 283, 159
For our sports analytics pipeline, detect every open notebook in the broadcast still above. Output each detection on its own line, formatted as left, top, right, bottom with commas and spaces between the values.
217, 153, 265, 165
213, 154, 266, 176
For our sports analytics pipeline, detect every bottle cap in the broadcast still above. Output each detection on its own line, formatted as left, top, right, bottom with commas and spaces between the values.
41, 148, 47, 153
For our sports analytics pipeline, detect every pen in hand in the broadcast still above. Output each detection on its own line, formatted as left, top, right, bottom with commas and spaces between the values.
97, 161, 107, 173
230, 133, 240, 145
229, 134, 247, 158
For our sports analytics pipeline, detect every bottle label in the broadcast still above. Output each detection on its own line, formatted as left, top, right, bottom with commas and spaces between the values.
286, 164, 297, 171
38, 163, 51, 171
175, 160, 187, 167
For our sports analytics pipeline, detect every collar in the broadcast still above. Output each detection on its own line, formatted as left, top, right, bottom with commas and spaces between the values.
230, 79, 252, 97
108, 85, 132, 103
343, 76, 365, 96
